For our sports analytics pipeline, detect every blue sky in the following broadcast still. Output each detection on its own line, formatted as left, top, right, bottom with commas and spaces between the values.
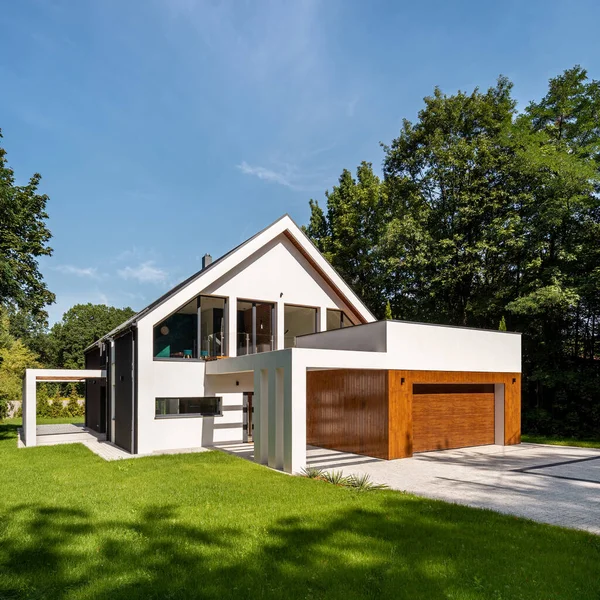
1, 0, 599, 323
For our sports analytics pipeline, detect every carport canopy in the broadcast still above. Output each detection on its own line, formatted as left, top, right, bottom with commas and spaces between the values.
22, 368, 106, 447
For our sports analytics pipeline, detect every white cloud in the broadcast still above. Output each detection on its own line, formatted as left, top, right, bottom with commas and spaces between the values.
237, 160, 330, 193
118, 261, 168, 284
237, 161, 293, 188
54, 265, 100, 278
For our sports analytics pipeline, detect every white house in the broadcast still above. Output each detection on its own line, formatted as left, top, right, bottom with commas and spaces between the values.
82, 214, 521, 473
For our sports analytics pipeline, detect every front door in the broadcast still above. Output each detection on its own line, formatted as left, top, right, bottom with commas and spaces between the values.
243, 392, 254, 442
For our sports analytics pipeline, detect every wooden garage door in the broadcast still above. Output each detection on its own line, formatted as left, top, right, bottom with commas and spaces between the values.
412, 384, 495, 452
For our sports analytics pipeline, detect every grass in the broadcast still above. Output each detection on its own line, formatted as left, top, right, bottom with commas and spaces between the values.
0, 420, 598, 600
522, 434, 600, 449
35, 416, 85, 425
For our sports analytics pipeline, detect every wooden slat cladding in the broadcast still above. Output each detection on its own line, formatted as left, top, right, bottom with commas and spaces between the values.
504, 373, 521, 445
388, 371, 412, 459
307, 369, 521, 461
412, 388, 495, 452
307, 369, 389, 459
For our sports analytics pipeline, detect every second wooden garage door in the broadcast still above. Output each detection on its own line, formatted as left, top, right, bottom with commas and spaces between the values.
412, 384, 495, 452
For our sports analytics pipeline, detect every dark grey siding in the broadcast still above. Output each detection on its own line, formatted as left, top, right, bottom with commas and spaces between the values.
114, 331, 136, 453
84, 348, 106, 433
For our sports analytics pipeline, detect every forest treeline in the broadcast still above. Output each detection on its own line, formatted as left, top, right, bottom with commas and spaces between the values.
305, 66, 600, 437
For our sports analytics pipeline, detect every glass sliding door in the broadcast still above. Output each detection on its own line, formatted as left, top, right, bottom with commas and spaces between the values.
255, 302, 274, 353
237, 300, 274, 355
200, 296, 226, 358
237, 300, 253, 356
284, 305, 317, 348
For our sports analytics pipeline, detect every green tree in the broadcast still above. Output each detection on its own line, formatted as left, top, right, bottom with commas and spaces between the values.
49, 303, 136, 369
384, 300, 393, 320
304, 162, 388, 314
0, 339, 40, 419
305, 66, 600, 437
0, 130, 54, 317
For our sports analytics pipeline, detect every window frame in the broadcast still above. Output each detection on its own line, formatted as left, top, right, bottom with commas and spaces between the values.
283, 303, 319, 348
152, 295, 228, 361
154, 396, 223, 418
236, 298, 275, 355
326, 308, 354, 330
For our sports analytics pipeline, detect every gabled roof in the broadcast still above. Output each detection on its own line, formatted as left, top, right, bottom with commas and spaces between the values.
85, 214, 376, 352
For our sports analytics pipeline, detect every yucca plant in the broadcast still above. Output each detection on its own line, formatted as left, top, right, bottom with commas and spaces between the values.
301, 466, 325, 479
321, 470, 350, 486
345, 473, 389, 492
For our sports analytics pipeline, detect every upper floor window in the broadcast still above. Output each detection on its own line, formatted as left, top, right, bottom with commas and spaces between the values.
154, 295, 227, 360
154, 298, 198, 359
326, 308, 353, 330
284, 304, 317, 348
237, 300, 274, 356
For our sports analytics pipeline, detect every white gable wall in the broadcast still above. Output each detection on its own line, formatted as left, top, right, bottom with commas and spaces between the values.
134, 230, 373, 454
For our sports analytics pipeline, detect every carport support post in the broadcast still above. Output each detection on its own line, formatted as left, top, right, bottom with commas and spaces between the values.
23, 370, 37, 447
283, 358, 306, 474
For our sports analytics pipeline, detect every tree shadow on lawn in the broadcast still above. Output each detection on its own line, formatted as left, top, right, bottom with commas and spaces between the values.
1, 496, 599, 600
0, 423, 18, 442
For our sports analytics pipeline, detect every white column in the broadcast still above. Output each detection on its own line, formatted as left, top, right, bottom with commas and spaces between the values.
23, 370, 37, 447
283, 357, 306, 474
276, 302, 285, 350
227, 296, 237, 357
275, 368, 284, 469
253, 368, 269, 464
319, 307, 327, 332
267, 368, 285, 470
267, 368, 277, 468
494, 383, 505, 445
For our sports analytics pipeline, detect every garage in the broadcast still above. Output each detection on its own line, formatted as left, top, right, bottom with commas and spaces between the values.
412, 383, 495, 452
306, 369, 520, 460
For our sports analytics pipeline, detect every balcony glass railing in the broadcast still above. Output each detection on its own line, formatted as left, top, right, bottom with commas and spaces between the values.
200, 332, 225, 358
237, 333, 274, 356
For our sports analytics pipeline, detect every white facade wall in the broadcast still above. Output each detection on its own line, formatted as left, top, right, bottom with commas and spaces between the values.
297, 321, 521, 373
297, 321, 387, 352
384, 321, 521, 373
134, 232, 369, 455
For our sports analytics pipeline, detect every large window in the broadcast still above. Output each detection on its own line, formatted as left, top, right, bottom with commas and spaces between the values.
237, 300, 274, 356
326, 308, 353, 330
200, 296, 226, 357
284, 305, 317, 348
154, 295, 227, 360
154, 298, 198, 359
155, 397, 222, 417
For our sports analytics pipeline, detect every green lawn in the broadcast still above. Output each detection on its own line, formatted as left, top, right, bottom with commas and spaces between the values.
35, 416, 85, 425
522, 434, 600, 449
0, 421, 598, 600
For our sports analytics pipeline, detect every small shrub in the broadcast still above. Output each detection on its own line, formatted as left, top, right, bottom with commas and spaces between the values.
301, 467, 387, 492
321, 470, 350, 486
345, 473, 389, 492
301, 466, 324, 479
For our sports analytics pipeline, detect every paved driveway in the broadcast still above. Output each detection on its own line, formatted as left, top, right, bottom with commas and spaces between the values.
306, 443, 600, 535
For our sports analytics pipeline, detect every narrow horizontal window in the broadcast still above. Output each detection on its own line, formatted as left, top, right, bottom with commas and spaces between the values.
155, 397, 222, 417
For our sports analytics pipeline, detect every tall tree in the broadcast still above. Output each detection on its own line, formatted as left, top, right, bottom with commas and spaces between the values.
304, 162, 387, 314
0, 130, 54, 317
305, 67, 600, 437
382, 77, 522, 326
49, 304, 136, 369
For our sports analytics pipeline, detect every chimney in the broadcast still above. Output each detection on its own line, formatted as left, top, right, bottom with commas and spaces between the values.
202, 253, 212, 269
